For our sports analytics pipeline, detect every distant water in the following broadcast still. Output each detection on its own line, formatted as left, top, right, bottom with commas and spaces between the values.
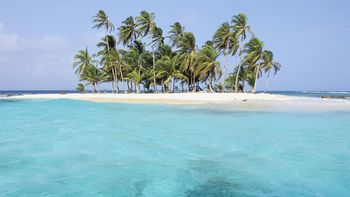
268, 91, 350, 98
0, 90, 79, 96
0, 99, 349, 196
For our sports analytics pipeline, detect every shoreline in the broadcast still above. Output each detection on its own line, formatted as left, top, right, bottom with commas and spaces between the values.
4, 93, 350, 111
4, 92, 299, 103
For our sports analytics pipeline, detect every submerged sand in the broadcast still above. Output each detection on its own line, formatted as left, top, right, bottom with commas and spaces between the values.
5, 93, 350, 112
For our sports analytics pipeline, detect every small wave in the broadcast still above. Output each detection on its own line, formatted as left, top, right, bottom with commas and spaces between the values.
300, 91, 349, 94
325, 91, 350, 94
300, 91, 323, 93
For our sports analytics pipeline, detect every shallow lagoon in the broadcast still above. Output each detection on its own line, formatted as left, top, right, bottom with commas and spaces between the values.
0, 99, 349, 196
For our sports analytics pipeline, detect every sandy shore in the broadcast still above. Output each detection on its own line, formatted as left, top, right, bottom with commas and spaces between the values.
7, 93, 292, 103
5, 93, 350, 111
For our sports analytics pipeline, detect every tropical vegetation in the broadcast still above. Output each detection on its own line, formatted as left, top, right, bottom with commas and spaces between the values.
73, 10, 281, 93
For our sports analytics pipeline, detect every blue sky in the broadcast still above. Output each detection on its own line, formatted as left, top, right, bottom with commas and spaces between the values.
0, 0, 349, 91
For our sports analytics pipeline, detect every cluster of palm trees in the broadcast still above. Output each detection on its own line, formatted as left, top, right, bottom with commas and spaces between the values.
73, 10, 281, 93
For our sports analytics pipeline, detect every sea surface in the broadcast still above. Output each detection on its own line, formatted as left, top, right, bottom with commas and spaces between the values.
0, 98, 350, 196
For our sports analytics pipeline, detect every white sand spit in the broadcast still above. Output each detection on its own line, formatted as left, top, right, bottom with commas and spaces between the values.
5, 93, 350, 111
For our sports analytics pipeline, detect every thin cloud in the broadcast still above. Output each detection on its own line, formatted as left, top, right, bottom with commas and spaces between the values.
0, 23, 20, 52
0, 22, 76, 89
180, 12, 199, 26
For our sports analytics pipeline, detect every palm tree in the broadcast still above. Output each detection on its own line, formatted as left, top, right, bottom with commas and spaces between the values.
118, 16, 138, 46
117, 49, 132, 92
125, 41, 148, 74
73, 48, 95, 77
175, 32, 198, 92
92, 10, 115, 33
97, 35, 118, 92
171, 69, 189, 92
168, 22, 185, 47
73, 11, 281, 94
136, 11, 156, 37
261, 50, 281, 92
155, 45, 184, 92
97, 35, 116, 50
123, 40, 152, 93
225, 64, 249, 92
195, 43, 222, 92
93, 10, 116, 93
150, 27, 164, 91
177, 32, 196, 53
126, 69, 142, 93
232, 13, 253, 93
76, 83, 85, 93
244, 66, 259, 91
156, 44, 175, 58
136, 11, 161, 92
151, 27, 165, 52
80, 64, 108, 93
153, 55, 172, 92
242, 37, 264, 93
92, 10, 115, 51
104, 49, 122, 92
213, 22, 238, 92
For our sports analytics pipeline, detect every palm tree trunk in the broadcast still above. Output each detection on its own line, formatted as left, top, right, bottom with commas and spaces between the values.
235, 46, 243, 93
264, 70, 270, 93
92, 83, 96, 93
234, 63, 242, 93
97, 84, 100, 93
252, 65, 260, 93
161, 81, 164, 92
106, 34, 110, 51
192, 75, 196, 92
136, 83, 140, 94
106, 34, 116, 93
130, 81, 133, 93
152, 47, 157, 92
209, 82, 214, 92
115, 68, 119, 93
172, 78, 176, 93
127, 81, 131, 92
111, 80, 115, 94
111, 68, 116, 93
221, 45, 229, 93
119, 66, 126, 93
209, 73, 214, 92
242, 76, 247, 93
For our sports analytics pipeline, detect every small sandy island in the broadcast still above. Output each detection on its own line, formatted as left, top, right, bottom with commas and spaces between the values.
5, 93, 350, 112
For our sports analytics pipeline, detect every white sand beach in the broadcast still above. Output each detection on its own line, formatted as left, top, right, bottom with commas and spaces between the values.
6, 93, 350, 111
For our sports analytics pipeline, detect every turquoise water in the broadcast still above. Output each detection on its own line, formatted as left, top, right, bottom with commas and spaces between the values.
0, 99, 350, 196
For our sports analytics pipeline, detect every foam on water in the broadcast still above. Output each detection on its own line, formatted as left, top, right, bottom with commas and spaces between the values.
0, 99, 350, 196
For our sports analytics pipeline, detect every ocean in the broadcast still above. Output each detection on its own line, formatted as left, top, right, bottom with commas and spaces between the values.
0, 95, 350, 196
